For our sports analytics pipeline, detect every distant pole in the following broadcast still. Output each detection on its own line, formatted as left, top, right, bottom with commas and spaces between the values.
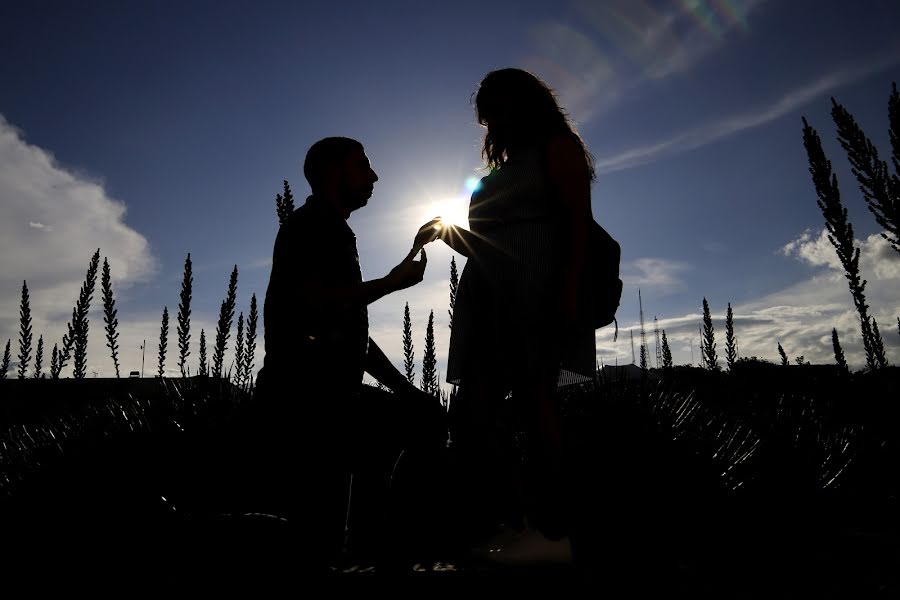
690, 338, 694, 366
141, 340, 146, 378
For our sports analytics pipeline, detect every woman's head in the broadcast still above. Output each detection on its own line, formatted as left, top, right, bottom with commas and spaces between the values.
474, 68, 594, 179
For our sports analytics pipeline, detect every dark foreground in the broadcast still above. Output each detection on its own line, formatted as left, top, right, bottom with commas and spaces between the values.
0, 371, 897, 596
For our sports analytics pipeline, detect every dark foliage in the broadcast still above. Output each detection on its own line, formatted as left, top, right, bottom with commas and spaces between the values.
234, 313, 245, 386
101, 258, 121, 378
802, 118, 887, 370
275, 180, 296, 226
831, 94, 899, 254
661, 330, 673, 369
778, 343, 788, 366
32, 336, 43, 379
448, 257, 458, 330
832, 328, 849, 372
725, 302, 737, 371
1, 340, 11, 380
198, 329, 208, 377
212, 266, 238, 379
177, 254, 193, 377
17, 281, 32, 379
403, 302, 415, 385
421, 310, 438, 396
242, 294, 258, 386
158, 307, 169, 378
701, 298, 718, 370
72, 250, 101, 379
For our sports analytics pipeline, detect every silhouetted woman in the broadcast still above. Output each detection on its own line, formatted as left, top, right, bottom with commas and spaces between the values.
418, 68, 596, 561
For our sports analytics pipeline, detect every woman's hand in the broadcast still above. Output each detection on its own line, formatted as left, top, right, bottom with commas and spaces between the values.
413, 217, 443, 253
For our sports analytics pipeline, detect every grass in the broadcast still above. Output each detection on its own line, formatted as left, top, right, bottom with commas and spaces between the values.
0, 368, 897, 593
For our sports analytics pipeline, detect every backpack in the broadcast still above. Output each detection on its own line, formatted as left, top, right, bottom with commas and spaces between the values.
586, 220, 622, 336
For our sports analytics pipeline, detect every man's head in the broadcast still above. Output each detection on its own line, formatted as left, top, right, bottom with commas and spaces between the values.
304, 137, 378, 215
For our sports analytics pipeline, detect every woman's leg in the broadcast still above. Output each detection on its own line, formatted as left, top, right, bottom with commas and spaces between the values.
520, 361, 570, 541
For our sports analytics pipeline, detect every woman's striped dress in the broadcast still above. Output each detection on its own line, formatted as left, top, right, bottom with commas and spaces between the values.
445, 145, 596, 389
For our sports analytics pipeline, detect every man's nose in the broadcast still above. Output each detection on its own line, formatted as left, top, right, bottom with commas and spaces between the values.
371, 169, 379, 183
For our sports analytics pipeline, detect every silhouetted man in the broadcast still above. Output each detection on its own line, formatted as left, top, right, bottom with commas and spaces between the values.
252, 137, 444, 573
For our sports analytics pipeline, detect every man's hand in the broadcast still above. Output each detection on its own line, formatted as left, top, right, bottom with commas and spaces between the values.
387, 248, 427, 291
413, 217, 443, 254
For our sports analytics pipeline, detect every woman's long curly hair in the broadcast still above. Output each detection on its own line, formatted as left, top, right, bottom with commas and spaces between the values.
474, 68, 595, 181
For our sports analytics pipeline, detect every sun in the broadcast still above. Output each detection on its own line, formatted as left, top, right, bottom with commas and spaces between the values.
420, 194, 470, 231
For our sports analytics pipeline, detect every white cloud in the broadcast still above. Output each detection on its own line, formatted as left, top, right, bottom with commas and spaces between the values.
0, 115, 157, 375
622, 257, 690, 295
594, 52, 900, 174
607, 229, 900, 370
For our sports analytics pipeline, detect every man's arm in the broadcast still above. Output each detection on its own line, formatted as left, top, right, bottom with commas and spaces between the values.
365, 337, 418, 394
302, 248, 427, 310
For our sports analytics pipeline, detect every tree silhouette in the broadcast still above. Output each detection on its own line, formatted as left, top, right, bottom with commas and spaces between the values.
661, 330, 673, 369
17, 281, 32, 379
198, 329, 208, 377
831, 328, 849, 372
403, 302, 415, 385
421, 310, 438, 396
157, 306, 169, 378
778, 343, 788, 366
33, 335, 44, 379
701, 298, 719, 370
234, 312, 245, 386
803, 118, 888, 369
177, 254, 193, 377
448, 257, 458, 329
101, 258, 121, 378
725, 303, 737, 371
639, 344, 647, 371
831, 91, 899, 254
242, 294, 258, 385
212, 266, 238, 379
72, 249, 101, 379
276, 180, 296, 226
1, 340, 10, 379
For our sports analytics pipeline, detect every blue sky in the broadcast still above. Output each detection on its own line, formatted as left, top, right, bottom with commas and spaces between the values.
2, 0, 899, 382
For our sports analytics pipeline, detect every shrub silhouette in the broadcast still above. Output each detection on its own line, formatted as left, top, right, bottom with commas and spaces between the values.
61, 249, 101, 380
403, 302, 415, 385
32, 335, 43, 379
661, 330, 673, 369
177, 254, 193, 377
421, 309, 438, 396
101, 258, 121, 378
448, 257, 458, 330
832, 328, 849, 372
158, 306, 169, 378
17, 281, 32, 379
701, 298, 719, 370
241, 294, 258, 385
802, 116, 888, 370
234, 312, 245, 386
831, 88, 899, 254
1, 339, 10, 379
212, 266, 238, 379
198, 329, 208, 377
725, 302, 737, 371
778, 343, 788, 366
275, 180, 296, 226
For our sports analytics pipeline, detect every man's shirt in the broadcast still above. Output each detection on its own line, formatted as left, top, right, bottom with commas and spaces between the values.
263, 195, 369, 389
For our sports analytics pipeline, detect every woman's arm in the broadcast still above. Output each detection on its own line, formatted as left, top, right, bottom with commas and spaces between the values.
546, 134, 593, 323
